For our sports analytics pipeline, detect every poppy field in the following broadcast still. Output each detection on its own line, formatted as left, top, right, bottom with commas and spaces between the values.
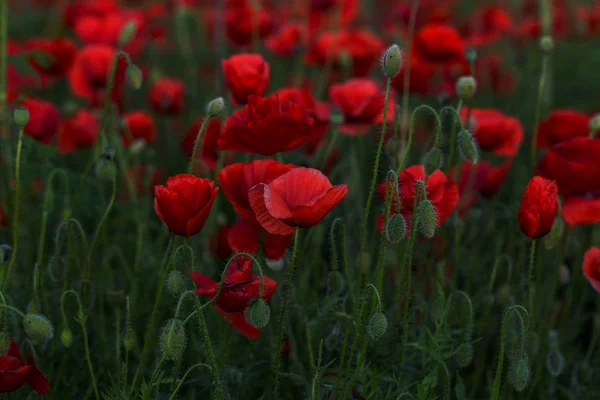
2, 0, 600, 399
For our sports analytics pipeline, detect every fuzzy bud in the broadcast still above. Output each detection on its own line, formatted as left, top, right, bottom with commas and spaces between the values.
13, 108, 29, 127
456, 343, 474, 368
510, 352, 530, 392
423, 147, 443, 176
540, 36, 554, 54
124, 330, 135, 351
456, 76, 477, 100
159, 319, 187, 360
457, 130, 479, 164
381, 44, 402, 78
206, 97, 225, 118
326, 270, 345, 296
61, 328, 73, 347
545, 350, 565, 377
367, 312, 388, 341
417, 199, 438, 239
386, 213, 407, 244
244, 299, 271, 329
118, 20, 137, 48
23, 313, 54, 343
544, 217, 564, 250
126, 64, 143, 90
166, 271, 186, 298
590, 114, 600, 134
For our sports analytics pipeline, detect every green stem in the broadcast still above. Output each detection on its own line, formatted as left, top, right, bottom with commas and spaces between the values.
530, 55, 549, 168
399, 0, 420, 143
0, 304, 26, 319
187, 117, 211, 174
272, 227, 300, 399
143, 357, 165, 400
193, 297, 224, 400
167, 363, 212, 400
397, 105, 442, 175
446, 99, 463, 173
526, 240, 537, 312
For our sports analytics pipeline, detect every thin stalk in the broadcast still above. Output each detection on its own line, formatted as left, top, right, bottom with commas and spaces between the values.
399, 0, 421, 143
446, 100, 464, 173
526, 240, 537, 312
187, 117, 210, 174
530, 55, 549, 168
167, 363, 212, 400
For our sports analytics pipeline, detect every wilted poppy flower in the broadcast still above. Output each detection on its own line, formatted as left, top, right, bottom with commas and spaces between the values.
219, 95, 314, 155
25, 37, 77, 80
249, 167, 348, 235
221, 54, 270, 105
536, 110, 590, 148
228, 219, 292, 261
452, 160, 512, 215
20, 98, 60, 144
58, 110, 99, 154
583, 246, 600, 292
0, 337, 49, 394
413, 23, 466, 68
122, 111, 157, 147
561, 195, 600, 226
154, 175, 219, 237
536, 138, 600, 195
265, 23, 304, 56
462, 108, 523, 157
330, 78, 396, 136
518, 176, 558, 239
463, 6, 512, 46
218, 159, 297, 224
149, 78, 185, 116
181, 118, 223, 173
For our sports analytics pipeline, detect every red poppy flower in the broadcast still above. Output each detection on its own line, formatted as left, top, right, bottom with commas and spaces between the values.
305, 30, 385, 77
249, 167, 348, 235
219, 95, 314, 156
25, 37, 77, 80
122, 111, 157, 147
181, 118, 223, 174
561, 195, 600, 226
330, 78, 397, 136
20, 98, 60, 145
265, 23, 305, 57
452, 160, 512, 215
518, 176, 558, 239
63, 0, 118, 28
413, 23, 466, 67
217, 1, 273, 47
536, 138, 600, 195
462, 108, 523, 157
463, 6, 512, 46
221, 54, 270, 105
308, 0, 358, 33
536, 110, 590, 148
58, 110, 99, 154
68, 44, 127, 105
154, 175, 219, 237
583, 246, 600, 293
218, 159, 297, 224
149, 78, 185, 116
228, 219, 292, 261
377, 165, 459, 232
0, 337, 49, 394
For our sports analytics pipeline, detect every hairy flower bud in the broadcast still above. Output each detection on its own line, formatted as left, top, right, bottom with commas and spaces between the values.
367, 312, 388, 341
126, 64, 143, 90
540, 36, 554, 54
118, 20, 137, 48
244, 299, 271, 329
159, 319, 187, 360
456, 76, 477, 100
423, 147, 443, 176
386, 214, 407, 244
206, 97, 225, 118
417, 199, 438, 239
166, 271, 186, 298
510, 351, 530, 392
545, 350, 565, 377
61, 328, 73, 348
13, 108, 29, 127
457, 130, 479, 164
23, 313, 54, 343
456, 343, 474, 368
381, 44, 402, 78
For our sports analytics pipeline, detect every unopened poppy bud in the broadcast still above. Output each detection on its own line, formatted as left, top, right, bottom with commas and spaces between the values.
126, 64, 143, 90
510, 353, 530, 392
118, 20, 137, 47
266, 258, 284, 271
13, 107, 29, 127
423, 147, 443, 176
206, 97, 225, 118
244, 299, 271, 329
456, 76, 477, 100
540, 36, 554, 54
457, 130, 479, 164
159, 319, 187, 360
61, 328, 73, 347
380, 44, 402, 78
327, 270, 345, 296
0, 333, 9, 355
417, 199, 437, 239
544, 217, 564, 250
495, 284, 512, 305
590, 114, 600, 134
124, 330, 135, 351
545, 350, 565, 377
466, 47, 477, 64
23, 313, 54, 343
367, 312, 387, 341
456, 343, 474, 368
386, 214, 407, 244
166, 271, 186, 298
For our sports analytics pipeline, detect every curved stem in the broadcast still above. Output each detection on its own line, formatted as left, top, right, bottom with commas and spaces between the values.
330, 218, 354, 305
187, 117, 211, 174
530, 55, 549, 168
398, 104, 442, 174
367, 284, 382, 313
0, 304, 26, 319
167, 363, 212, 400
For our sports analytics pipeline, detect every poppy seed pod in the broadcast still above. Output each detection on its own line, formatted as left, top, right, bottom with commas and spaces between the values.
367, 312, 387, 341
510, 353, 530, 392
386, 213, 407, 244
456, 76, 477, 100
457, 130, 479, 164
23, 314, 54, 343
381, 44, 402, 78
159, 319, 187, 360
118, 20, 137, 48
244, 299, 271, 329
126, 64, 143, 90
166, 271, 186, 298
540, 36, 554, 54
206, 97, 225, 118
13, 108, 30, 127
61, 328, 73, 348
456, 342, 474, 368
417, 199, 438, 239
423, 147, 444, 176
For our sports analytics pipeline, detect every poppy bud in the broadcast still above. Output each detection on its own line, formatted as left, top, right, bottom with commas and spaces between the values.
159, 319, 187, 360
540, 36, 554, 54
386, 214, 407, 244
61, 327, 73, 347
13, 107, 30, 127
456, 343, 474, 368
245, 299, 271, 329
124, 330, 135, 351
367, 312, 387, 341
118, 20, 137, 48
590, 114, 600, 134
206, 97, 225, 118
423, 147, 443, 176
166, 271, 186, 298
545, 350, 564, 377
466, 47, 477, 64
326, 270, 345, 296
417, 199, 438, 239
510, 352, 530, 392
126, 64, 143, 90
380, 44, 402, 78
457, 130, 479, 164
544, 217, 564, 250
456, 76, 477, 100
23, 313, 54, 343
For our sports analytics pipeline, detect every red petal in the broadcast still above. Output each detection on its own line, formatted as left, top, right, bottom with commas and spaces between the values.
215, 307, 261, 340
191, 271, 219, 296
562, 196, 600, 225
248, 184, 296, 235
